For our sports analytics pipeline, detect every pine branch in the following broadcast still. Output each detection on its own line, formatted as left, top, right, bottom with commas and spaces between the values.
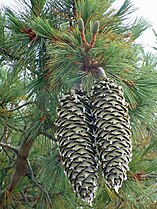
1, 148, 14, 163
0, 0, 157, 208
7, 102, 34, 112
0, 47, 19, 60
39, 131, 55, 140
5, 123, 23, 133
0, 142, 18, 154
0, 165, 14, 172
20, 191, 30, 206
26, 159, 52, 207
7, 138, 34, 193
0, 139, 32, 207
2, 120, 42, 198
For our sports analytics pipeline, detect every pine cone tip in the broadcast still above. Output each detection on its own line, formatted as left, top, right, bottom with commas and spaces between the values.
92, 20, 100, 34
78, 18, 85, 32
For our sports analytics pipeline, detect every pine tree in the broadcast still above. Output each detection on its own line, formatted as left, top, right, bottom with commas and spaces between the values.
0, 0, 157, 208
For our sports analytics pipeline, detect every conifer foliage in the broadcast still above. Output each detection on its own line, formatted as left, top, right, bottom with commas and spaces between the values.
0, 0, 157, 208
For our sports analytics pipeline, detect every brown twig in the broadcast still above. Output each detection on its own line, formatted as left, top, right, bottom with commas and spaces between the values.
78, 18, 89, 50
7, 139, 34, 193
122, 79, 135, 87
6, 120, 42, 195
90, 21, 100, 49
90, 33, 97, 49
80, 31, 89, 49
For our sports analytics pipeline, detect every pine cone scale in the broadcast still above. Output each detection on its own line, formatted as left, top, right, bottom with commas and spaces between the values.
91, 78, 132, 192
56, 89, 98, 204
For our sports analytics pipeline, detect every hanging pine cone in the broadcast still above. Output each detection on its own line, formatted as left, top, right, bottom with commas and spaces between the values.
55, 89, 98, 204
91, 78, 132, 193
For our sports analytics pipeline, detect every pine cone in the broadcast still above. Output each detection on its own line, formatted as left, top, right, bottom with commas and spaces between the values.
91, 78, 132, 193
56, 89, 98, 204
